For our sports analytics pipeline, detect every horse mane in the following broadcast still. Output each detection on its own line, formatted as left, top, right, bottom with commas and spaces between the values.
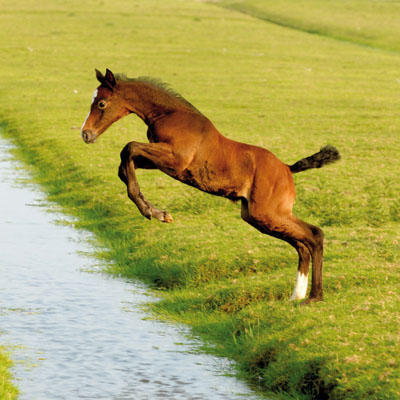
115, 73, 201, 114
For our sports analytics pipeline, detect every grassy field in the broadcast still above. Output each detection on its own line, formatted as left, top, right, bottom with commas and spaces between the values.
0, 0, 399, 398
220, 0, 400, 53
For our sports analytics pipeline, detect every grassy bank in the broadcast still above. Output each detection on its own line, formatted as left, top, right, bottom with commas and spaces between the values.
0, 347, 18, 400
220, 0, 400, 52
1, 0, 399, 398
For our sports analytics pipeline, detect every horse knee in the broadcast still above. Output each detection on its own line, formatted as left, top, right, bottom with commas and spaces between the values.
120, 141, 137, 162
310, 225, 324, 250
311, 225, 324, 239
118, 163, 127, 184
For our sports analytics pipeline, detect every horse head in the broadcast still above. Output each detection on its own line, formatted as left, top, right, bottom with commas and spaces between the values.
81, 69, 130, 143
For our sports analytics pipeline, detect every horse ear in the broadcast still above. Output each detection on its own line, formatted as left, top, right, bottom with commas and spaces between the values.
105, 69, 116, 88
95, 69, 105, 84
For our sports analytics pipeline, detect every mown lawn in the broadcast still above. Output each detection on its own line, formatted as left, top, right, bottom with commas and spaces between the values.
0, 0, 399, 398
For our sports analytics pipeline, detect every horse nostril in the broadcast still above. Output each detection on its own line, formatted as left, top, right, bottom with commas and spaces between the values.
81, 129, 92, 143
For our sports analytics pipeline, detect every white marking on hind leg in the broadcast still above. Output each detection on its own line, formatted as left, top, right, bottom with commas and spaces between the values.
290, 271, 308, 300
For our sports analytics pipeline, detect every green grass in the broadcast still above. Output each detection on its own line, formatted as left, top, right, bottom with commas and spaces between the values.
219, 0, 400, 53
0, 347, 18, 400
0, 0, 399, 398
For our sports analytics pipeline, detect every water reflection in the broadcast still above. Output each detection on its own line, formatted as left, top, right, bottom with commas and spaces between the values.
0, 138, 264, 400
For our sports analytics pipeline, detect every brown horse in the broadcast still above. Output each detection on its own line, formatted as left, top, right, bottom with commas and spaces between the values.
81, 69, 340, 302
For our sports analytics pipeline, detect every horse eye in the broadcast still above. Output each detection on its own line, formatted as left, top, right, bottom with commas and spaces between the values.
98, 100, 107, 110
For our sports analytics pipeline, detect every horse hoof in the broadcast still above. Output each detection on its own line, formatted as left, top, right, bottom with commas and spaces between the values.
150, 208, 173, 223
161, 211, 173, 223
301, 296, 323, 305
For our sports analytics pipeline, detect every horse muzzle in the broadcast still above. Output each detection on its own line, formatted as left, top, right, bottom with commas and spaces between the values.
81, 129, 97, 144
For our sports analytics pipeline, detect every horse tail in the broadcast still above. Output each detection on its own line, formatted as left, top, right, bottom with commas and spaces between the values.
289, 145, 341, 174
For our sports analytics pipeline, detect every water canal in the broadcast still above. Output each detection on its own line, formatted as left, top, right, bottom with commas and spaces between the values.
0, 137, 264, 400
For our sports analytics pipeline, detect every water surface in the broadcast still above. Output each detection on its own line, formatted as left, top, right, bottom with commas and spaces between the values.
0, 137, 264, 400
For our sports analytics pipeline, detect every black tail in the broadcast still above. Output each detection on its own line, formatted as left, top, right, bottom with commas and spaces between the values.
289, 145, 341, 174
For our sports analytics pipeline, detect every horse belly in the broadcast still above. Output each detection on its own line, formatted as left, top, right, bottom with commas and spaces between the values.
179, 160, 248, 200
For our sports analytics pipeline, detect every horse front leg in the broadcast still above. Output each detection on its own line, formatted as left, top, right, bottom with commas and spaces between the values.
118, 141, 176, 223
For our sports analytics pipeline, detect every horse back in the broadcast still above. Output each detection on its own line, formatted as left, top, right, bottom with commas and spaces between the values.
150, 110, 292, 202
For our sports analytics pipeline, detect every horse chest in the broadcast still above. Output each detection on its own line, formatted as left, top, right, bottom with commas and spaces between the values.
146, 125, 172, 143
146, 128, 157, 143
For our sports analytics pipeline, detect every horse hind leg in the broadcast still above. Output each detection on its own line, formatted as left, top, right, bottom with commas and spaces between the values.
304, 222, 324, 301
289, 217, 324, 301
291, 241, 311, 300
241, 201, 323, 301
285, 220, 324, 301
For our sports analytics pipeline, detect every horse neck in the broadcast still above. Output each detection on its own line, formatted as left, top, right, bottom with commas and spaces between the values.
120, 81, 184, 125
